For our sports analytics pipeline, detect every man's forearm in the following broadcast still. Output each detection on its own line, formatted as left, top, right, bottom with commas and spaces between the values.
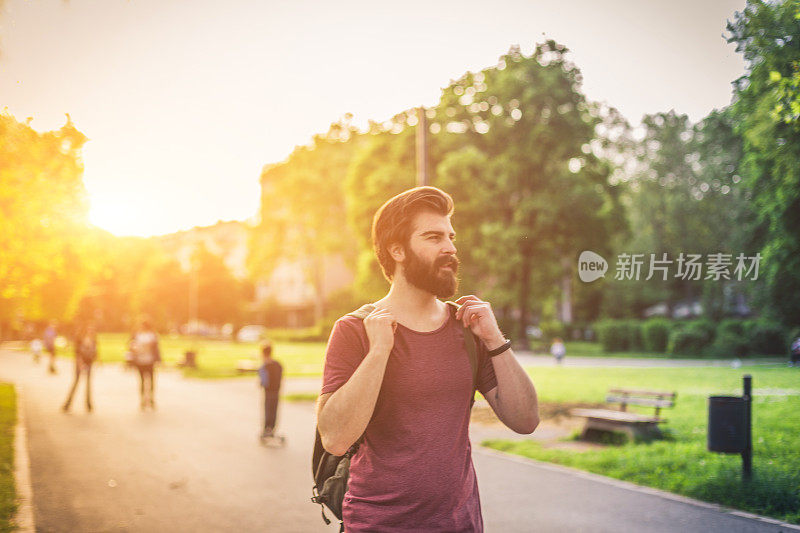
317, 347, 391, 455
489, 349, 539, 433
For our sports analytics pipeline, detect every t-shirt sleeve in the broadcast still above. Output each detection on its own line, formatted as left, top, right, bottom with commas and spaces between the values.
476, 340, 498, 395
321, 317, 369, 395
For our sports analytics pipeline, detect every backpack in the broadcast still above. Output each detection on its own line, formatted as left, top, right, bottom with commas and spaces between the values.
77, 338, 98, 364
131, 332, 159, 366
310, 301, 480, 531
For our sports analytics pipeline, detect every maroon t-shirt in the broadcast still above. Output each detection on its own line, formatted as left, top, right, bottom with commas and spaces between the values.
321, 310, 497, 532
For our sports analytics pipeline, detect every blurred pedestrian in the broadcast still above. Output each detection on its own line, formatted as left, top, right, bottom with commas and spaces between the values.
30, 337, 43, 364
790, 336, 800, 367
43, 321, 58, 373
258, 342, 283, 442
550, 337, 566, 365
130, 320, 161, 410
62, 325, 98, 412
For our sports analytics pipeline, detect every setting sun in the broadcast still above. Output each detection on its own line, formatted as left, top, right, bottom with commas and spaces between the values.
87, 191, 153, 237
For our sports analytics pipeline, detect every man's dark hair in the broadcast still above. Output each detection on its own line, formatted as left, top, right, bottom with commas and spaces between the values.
371, 186, 454, 281
261, 343, 273, 358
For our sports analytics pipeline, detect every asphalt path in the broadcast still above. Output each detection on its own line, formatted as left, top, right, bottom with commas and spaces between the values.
1, 349, 793, 533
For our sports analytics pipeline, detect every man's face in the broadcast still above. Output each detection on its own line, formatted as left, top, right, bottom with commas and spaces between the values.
399, 211, 459, 298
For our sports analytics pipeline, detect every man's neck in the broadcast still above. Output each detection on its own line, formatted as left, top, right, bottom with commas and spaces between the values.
379, 275, 445, 327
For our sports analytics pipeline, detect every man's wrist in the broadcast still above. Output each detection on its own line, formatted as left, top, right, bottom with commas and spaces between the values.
368, 345, 392, 359
483, 335, 508, 351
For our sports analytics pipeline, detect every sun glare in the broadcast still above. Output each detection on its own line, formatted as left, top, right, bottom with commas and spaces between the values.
88, 192, 158, 237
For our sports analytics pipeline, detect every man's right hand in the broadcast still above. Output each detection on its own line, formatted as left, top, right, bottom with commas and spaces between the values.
364, 306, 396, 354
317, 305, 397, 455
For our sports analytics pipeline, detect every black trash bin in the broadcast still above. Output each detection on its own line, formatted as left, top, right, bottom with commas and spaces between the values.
708, 396, 746, 453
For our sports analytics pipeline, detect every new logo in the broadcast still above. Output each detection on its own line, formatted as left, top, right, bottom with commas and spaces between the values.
578, 251, 608, 282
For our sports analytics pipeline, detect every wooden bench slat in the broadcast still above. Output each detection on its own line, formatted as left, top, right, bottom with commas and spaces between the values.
571, 387, 676, 441
570, 408, 662, 424
608, 388, 676, 399
605, 396, 674, 408
236, 359, 260, 373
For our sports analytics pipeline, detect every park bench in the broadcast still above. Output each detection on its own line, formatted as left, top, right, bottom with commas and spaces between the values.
236, 359, 259, 374
570, 388, 677, 441
177, 350, 197, 369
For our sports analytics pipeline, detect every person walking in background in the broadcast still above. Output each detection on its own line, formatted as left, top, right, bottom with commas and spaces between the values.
62, 325, 98, 412
550, 337, 566, 365
30, 336, 43, 364
43, 320, 58, 373
130, 320, 161, 410
258, 342, 283, 443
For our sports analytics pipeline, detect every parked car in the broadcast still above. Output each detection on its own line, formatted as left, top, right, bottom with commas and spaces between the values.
236, 325, 268, 343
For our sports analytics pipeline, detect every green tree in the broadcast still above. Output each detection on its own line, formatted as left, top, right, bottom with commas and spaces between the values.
728, 0, 800, 326
134, 254, 190, 331
344, 124, 418, 301
192, 243, 243, 326
0, 112, 94, 326
75, 234, 162, 332
603, 109, 752, 320
345, 43, 625, 341
249, 119, 362, 321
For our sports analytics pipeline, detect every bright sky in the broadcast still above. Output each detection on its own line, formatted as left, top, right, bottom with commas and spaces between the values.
0, 0, 746, 237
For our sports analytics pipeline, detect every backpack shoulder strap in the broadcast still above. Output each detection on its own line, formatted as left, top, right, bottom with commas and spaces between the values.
315, 303, 375, 462
346, 304, 376, 320
445, 301, 479, 393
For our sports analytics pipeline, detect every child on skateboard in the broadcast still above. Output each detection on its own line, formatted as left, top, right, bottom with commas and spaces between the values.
258, 342, 284, 444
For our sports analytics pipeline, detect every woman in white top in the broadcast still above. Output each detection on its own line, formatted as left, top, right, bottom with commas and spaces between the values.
130, 320, 161, 410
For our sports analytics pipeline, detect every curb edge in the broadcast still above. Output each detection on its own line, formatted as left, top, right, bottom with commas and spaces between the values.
475, 445, 800, 531
12, 386, 35, 532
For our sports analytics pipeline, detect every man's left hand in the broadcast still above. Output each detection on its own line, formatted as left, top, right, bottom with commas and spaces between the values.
454, 295, 506, 350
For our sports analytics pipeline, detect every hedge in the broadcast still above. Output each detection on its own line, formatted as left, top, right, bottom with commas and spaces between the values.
642, 318, 672, 353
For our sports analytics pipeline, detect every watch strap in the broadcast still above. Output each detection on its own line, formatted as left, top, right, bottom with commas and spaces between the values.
486, 339, 512, 357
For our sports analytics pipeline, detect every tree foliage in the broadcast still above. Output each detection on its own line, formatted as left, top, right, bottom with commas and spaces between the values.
345, 42, 626, 339
249, 119, 363, 319
603, 109, 752, 319
728, 0, 800, 326
0, 112, 94, 324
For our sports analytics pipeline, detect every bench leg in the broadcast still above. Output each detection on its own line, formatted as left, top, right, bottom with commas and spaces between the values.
579, 420, 663, 443
632, 424, 662, 441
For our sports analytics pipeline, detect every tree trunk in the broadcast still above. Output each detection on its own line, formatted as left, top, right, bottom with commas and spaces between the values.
560, 255, 573, 324
312, 255, 325, 324
517, 245, 532, 349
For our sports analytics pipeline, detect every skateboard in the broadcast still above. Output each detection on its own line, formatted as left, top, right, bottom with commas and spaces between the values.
259, 432, 286, 447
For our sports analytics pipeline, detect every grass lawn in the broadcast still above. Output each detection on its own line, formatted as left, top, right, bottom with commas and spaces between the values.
0, 384, 16, 532
31, 337, 778, 379
562, 341, 668, 358
94, 333, 327, 379
484, 365, 800, 524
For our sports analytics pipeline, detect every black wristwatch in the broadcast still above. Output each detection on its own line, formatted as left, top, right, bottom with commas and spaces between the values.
486, 339, 512, 357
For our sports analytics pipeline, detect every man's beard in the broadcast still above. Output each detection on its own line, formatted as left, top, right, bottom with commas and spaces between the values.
402, 248, 460, 298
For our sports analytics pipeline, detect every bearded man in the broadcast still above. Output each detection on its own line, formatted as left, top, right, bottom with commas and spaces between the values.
317, 186, 539, 532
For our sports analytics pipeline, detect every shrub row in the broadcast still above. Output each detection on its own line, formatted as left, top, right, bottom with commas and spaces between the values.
594, 318, 790, 358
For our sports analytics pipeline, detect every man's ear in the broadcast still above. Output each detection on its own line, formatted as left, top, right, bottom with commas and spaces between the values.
388, 242, 405, 263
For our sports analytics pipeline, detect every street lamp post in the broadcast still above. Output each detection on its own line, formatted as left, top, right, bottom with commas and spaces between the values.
416, 107, 428, 187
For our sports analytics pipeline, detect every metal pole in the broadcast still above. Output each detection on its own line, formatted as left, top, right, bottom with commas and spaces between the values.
416, 107, 428, 187
742, 374, 752, 480
189, 250, 199, 334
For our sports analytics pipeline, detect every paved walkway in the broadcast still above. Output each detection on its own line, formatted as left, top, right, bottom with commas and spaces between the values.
1, 349, 794, 532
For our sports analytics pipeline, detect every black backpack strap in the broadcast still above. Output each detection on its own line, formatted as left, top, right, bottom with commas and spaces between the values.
445, 301, 480, 396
